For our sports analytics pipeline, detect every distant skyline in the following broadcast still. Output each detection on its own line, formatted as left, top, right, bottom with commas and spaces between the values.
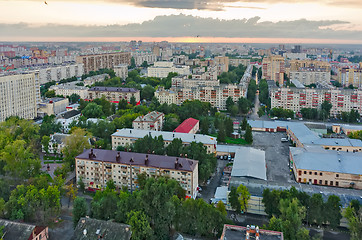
1, 0, 362, 43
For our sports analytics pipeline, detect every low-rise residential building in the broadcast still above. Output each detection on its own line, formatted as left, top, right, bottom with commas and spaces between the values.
83, 74, 109, 86
49, 82, 89, 99
220, 224, 283, 240
72, 217, 131, 240
38, 97, 69, 116
154, 87, 177, 105
147, 61, 190, 78
174, 118, 199, 134
56, 110, 81, 133
0, 73, 39, 122
290, 146, 362, 189
0, 219, 48, 240
132, 111, 164, 131
44, 133, 70, 154
270, 87, 362, 117
75, 149, 199, 198
111, 128, 217, 154
88, 86, 140, 103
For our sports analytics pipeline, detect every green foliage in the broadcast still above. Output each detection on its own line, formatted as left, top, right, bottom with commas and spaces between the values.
141, 85, 155, 101
129, 57, 136, 69
226, 96, 234, 112
44, 90, 56, 98
126, 210, 154, 240
163, 114, 180, 131
218, 64, 246, 84
69, 93, 80, 103
41, 135, 51, 154
133, 135, 165, 155
229, 186, 241, 212
244, 125, 253, 144
270, 107, 294, 119
324, 195, 342, 229
73, 197, 87, 227
247, 80, 257, 103
81, 102, 103, 118
217, 125, 226, 142
308, 194, 324, 226
258, 107, 265, 117
216, 201, 227, 216
39, 115, 62, 137
258, 79, 270, 107
241, 117, 248, 130
344, 202, 362, 240
166, 138, 183, 157
238, 97, 251, 115
348, 130, 362, 141
340, 110, 361, 123
237, 184, 251, 212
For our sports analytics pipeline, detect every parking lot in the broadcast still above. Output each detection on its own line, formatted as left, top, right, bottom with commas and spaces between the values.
252, 131, 292, 183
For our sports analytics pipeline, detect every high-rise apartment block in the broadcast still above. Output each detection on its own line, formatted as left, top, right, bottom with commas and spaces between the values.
289, 70, 331, 86
147, 61, 190, 78
88, 87, 140, 103
337, 67, 362, 88
270, 87, 362, 116
76, 52, 131, 74
75, 149, 199, 198
36, 63, 84, 84
262, 55, 285, 85
0, 73, 38, 121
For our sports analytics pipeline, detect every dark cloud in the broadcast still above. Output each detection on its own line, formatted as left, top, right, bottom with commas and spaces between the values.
0, 14, 361, 40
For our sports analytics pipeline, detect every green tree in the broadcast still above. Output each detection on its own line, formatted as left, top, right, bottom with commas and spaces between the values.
81, 102, 103, 118
200, 118, 209, 135
262, 188, 281, 218
324, 195, 342, 229
244, 125, 253, 144
258, 107, 265, 118
216, 201, 227, 217
129, 57, 136, 69
39, 115, 62, 137
226, 96, 234, 112
133, 135, 165, 155
166, 138, 183, 157
41, 135, 51, 155
44, 90, 56, 98
141, 85, 155, 101
238, 97, 250, 115
130, 96, 137, 106
241, 117, 248, 130
78, 177, 85, 192
225, 117, 233, 137
229, 186, 241, 212
230, 105, 239, 117
73, 197, 87, 228
62, 128, 91, 170
308, 194, 324, 226
344, 202, 362, 240
321, 100, 332, 119
237, 184, 250, 212
127, 210, 154, 240
69, 93, 80, 103
118, 99, 128, 110
217, 125, 226, 142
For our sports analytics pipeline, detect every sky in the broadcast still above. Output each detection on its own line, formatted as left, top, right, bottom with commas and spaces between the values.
0, 0, 362, 43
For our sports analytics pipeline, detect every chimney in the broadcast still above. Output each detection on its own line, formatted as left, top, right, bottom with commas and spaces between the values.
194, 135, 196, 139
130, 157, 134, 163
130, 129, 132, 134
145, 154, 149, 165
175, 158, 179, 169
116, 152, 121, 162
89, 148, 96, 159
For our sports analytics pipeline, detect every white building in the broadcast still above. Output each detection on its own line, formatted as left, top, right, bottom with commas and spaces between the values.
290, 69, 331, 86
36, 63, 84, 84
0, 73, 38, 122
147, 61, 190, 78
132, 111, 164, 131
83, 74, 109, 86
114, 64, 128, 79
154, 87, 177, 105
50, 82, 89, 99
132, 53, 157, 66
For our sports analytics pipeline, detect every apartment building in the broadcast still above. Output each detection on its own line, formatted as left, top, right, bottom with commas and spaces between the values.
50, 82, 89, 99
147, 61, 190, 78
75, 149, 199, 198
36, 63, 84, 84
291, 146, 362, 189
214, 56, 229, 73
289, 59, 331, 72
270, 87, 362, 116
262, 55, 285, 85
337, 67, 362, 88
88, 87, 140, 103
229, 58, 251, 67
76, 52, 131, 74
171, 75, 219, 88
132, 52, 157, 66
154, 87, 177, 105
38, 97, 69, 116
174, 84, 246, 110
83, 74, 109, 86
132, 111, 164, 131
290, 69, 331, 86
0, 73, 38, 122
111, 128, 217, 154
114, 64, 128, 80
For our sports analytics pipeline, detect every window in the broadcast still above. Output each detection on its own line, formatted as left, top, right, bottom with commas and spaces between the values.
325, 180, 328, 185
304, 171, 307, 174
298, 170, 302, 175
336, 181, 339, 186
314, 172, 317, 175
309, 171, 312, 175
298, 178, 301, 182
320, 172, 322, 176
336, 174, 339, 177
330, 181, 333, 186
319, 180, 322, 184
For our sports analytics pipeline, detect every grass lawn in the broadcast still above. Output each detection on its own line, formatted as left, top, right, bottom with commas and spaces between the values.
209, 134, 249, 145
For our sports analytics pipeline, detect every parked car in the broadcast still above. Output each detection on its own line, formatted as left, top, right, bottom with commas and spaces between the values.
281, 137, 289, 142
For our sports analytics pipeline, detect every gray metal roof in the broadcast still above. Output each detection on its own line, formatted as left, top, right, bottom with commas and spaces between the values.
0, 219, 36, 240
112, 128, 217, 145
231, 147, 267, 181
216, 145, 242, 153
313, 138, 362, 147
214, 186, 228, 200
290, 147, 362, 175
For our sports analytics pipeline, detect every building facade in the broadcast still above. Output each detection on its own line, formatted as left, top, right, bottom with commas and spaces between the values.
290, 69, 331, 86
154, 87, 177, 105
270, 87, 362, 116
0, 73, 38, 122
114, 64, 128, 80
50, 83, 89, 99
38, 97, 69, 116
111, 128, 217, 154
88, 86, 140, 103
337, 67, 362, 88
262, 55, 285, 85
174, 118, 200, 134
132, 111, 164, 131
75, 149, 199, 198
36, 63, 84, 84
147, 61, 190, 78
76, 52, 131, 74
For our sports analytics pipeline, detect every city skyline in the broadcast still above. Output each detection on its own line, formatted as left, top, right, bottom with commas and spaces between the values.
0, 0, 362, 43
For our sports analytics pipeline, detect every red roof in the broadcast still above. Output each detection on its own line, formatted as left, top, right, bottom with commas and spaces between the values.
174, 118, 199, 133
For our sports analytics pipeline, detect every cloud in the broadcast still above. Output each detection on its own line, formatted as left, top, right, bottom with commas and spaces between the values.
20, 0, 362, 10
0, 14, 361, 40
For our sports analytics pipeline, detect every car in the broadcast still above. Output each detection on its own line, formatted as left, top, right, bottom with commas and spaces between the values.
299, 118, 303, 121
287, 118, 291, 121
271, 117, 278, 120
281, 137, 288, 142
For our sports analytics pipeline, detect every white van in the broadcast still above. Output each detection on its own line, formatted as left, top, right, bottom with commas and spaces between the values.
281, 138, 288, 142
